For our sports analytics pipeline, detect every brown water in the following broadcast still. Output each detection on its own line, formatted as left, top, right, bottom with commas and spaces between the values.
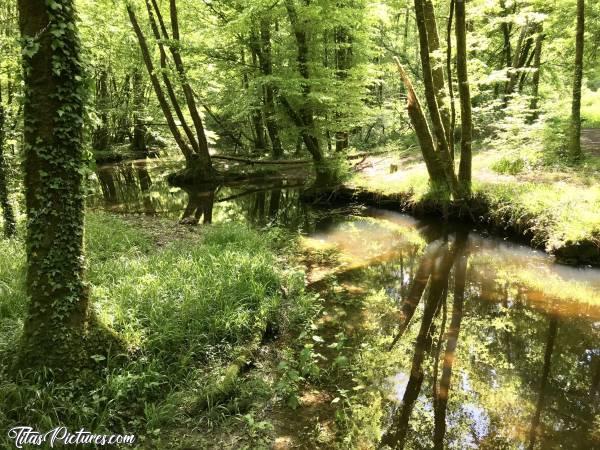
89, 160, 600, 449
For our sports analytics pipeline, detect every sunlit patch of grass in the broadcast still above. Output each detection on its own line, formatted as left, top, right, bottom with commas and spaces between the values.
0, 212, 312, 445
582, 88, 600, 128
349, 149, 600, 258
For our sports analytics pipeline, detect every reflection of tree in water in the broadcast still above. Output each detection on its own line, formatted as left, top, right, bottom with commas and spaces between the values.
97, 168, 118, 204
180, 185, 215, 225
376, 231, 599, 450
91, 163, 317, 228
95, 163, 157, 214
137, 166, 155, 215
382, 233, 468, 450
527, 316, 558, 450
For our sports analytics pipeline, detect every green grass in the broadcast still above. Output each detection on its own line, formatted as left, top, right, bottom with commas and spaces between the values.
349, 145, 600, 259
0, 212, 314, 446
582, 88, 600, 128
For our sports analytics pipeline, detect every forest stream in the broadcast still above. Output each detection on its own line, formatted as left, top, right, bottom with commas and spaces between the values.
90, 160, 600, 449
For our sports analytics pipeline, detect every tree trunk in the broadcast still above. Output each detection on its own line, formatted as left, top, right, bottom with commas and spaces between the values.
569, 0, 585, 160
16, 0, 91, 372
455, 0, 473, 196
166, 0, 213, 167
528, 28, 545, 123
91, 69, 111, 155
504, 23, 533, 104
423, 0, 452, 155
285, 0, 333, 186
0, 85, 16, 238
144, 0, 200, 154
446, 0, 457, 160
127, 5, 194, 162
247, 42, 267, 151
394, 59, 449, 192
131, 69, 150, 157
259, 19, 283, 158
414, 0, 461, 199
334, 24, 352, 152
500, 0, 512, 68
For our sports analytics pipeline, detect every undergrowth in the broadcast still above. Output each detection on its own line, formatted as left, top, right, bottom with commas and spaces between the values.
0, 212, 315, 448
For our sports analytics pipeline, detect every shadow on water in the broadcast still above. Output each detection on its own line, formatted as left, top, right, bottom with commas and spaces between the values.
89, 160, 600, 449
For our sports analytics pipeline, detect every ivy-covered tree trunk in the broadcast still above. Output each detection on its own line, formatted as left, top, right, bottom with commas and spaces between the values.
569, 0, 585, 160
16, 0, 92, 372
0, 85, 16, 238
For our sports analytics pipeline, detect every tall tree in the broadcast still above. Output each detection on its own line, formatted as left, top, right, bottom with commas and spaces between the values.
569, 0, 585, 160
283, 0, 332, 185
16, 0, 90, 371
455, 0, 473, 194
528, 26, 545, 122
127, 0, 216, 181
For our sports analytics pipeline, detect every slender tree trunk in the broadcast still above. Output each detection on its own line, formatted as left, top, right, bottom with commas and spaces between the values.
423, 0, 452, 155
16, 0, 91, 372
528, 28, 545, 123
0, 85, 16, 238
447, 0, 456, 160
146, 0, 215, 178
91, 69, 111, 155
248, 42, 267, 151
455, 0, 473, 195
127, 5, 194, 162
334, 24, 351, 152
569, 0, 585, 160
414, 0, 461, 199
504, 23, 533, 104
131, 69, 150, 157
285, 0, 332, 185
259, 19, 283, 158
394, 59, 449, 192
500, 0, 512, 69
144, 0, 200, 154
166, 0, 212, 167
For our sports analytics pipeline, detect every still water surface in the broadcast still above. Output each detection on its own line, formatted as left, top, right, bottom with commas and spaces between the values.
90, 160, 599, 449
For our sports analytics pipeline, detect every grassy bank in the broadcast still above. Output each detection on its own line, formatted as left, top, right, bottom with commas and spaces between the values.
345, 146, 600, 266
0, 213, 316, 448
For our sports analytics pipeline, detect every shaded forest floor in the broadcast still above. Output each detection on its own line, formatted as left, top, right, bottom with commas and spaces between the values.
347, 133, 600, 265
